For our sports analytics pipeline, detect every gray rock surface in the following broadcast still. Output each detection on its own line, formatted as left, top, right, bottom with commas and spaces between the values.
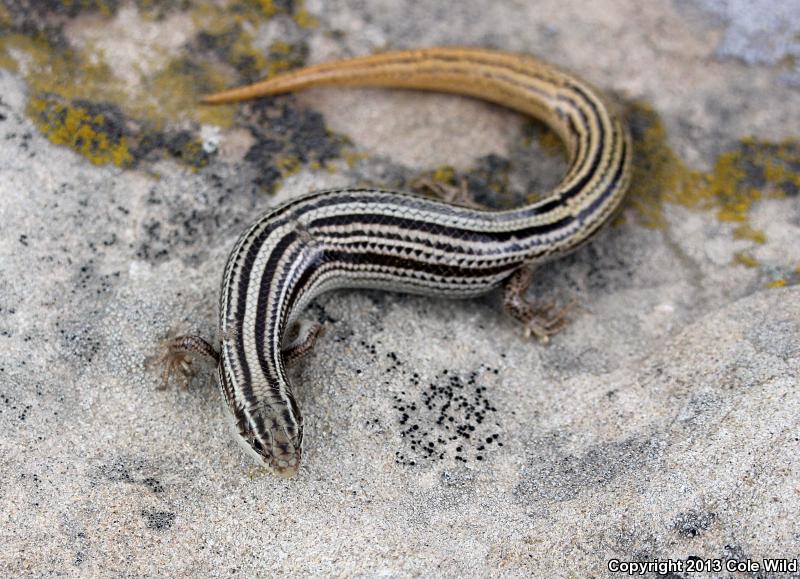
1, 0, 798, 576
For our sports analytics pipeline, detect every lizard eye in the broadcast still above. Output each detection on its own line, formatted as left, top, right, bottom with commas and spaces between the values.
250, 436, 267, 455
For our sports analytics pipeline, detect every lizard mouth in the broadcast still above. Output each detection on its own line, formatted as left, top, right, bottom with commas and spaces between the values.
267, 452, 301, 478
247, 431, 302, 478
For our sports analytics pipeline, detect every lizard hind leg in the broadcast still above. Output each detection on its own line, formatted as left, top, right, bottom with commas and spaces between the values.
412, 176, 481, 209
157, 335, 220, 389
282, 320, 325, 366
502, 268, 576, 344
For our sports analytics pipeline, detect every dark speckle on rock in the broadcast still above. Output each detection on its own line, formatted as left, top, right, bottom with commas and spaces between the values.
516, 431, 665, 503
141, 509, 176, 531
673, 509, 716, 538
243, 97, 347, 191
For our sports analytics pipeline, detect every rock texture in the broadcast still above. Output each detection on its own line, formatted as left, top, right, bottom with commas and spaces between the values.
0, 0, 798, 576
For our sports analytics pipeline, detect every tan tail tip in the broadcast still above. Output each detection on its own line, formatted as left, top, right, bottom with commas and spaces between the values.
199, 92, 227, 105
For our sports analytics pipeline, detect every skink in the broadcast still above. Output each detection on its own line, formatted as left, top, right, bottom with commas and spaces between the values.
162, 47, 632, 477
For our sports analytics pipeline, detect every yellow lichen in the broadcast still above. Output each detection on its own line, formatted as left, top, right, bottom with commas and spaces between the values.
28, 97, 132, 166
229, 29, 268, 78
0, 44, 19, 72
54, 0, 117, 17
275, 154, 302, 177
192, 0, 282, 33
342, 149, 368, 168
170, 137, 209, 169
1, 33, 236, 130
767, 279, 787, 289
293, 1, 319, 29
0, 34, 125, 104
626, 102, 800, 240
733, 224, 767, 244
255, 0, 279, 18
432, 165, 456, 184
732, 252, 759, 268
147, 58, 236, 128
537, 129, 565, 157
625, 102, 704, 228
270, 40, 292, 53
0, 4, 11, 27
265, 40, 301, 78
695, 150, 754, 222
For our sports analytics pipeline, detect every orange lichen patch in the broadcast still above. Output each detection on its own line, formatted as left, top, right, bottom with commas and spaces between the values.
767, 279, 787, 289
28, 97, 132, 166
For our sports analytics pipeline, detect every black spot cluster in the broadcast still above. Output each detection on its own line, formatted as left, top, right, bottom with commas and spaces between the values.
0, 390, 34, 423
92, 459, 166, 496
392, 363, 503, 467
140, 509, 176, 531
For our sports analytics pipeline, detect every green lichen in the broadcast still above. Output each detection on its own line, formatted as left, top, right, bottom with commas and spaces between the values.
28, 96, 132, 166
